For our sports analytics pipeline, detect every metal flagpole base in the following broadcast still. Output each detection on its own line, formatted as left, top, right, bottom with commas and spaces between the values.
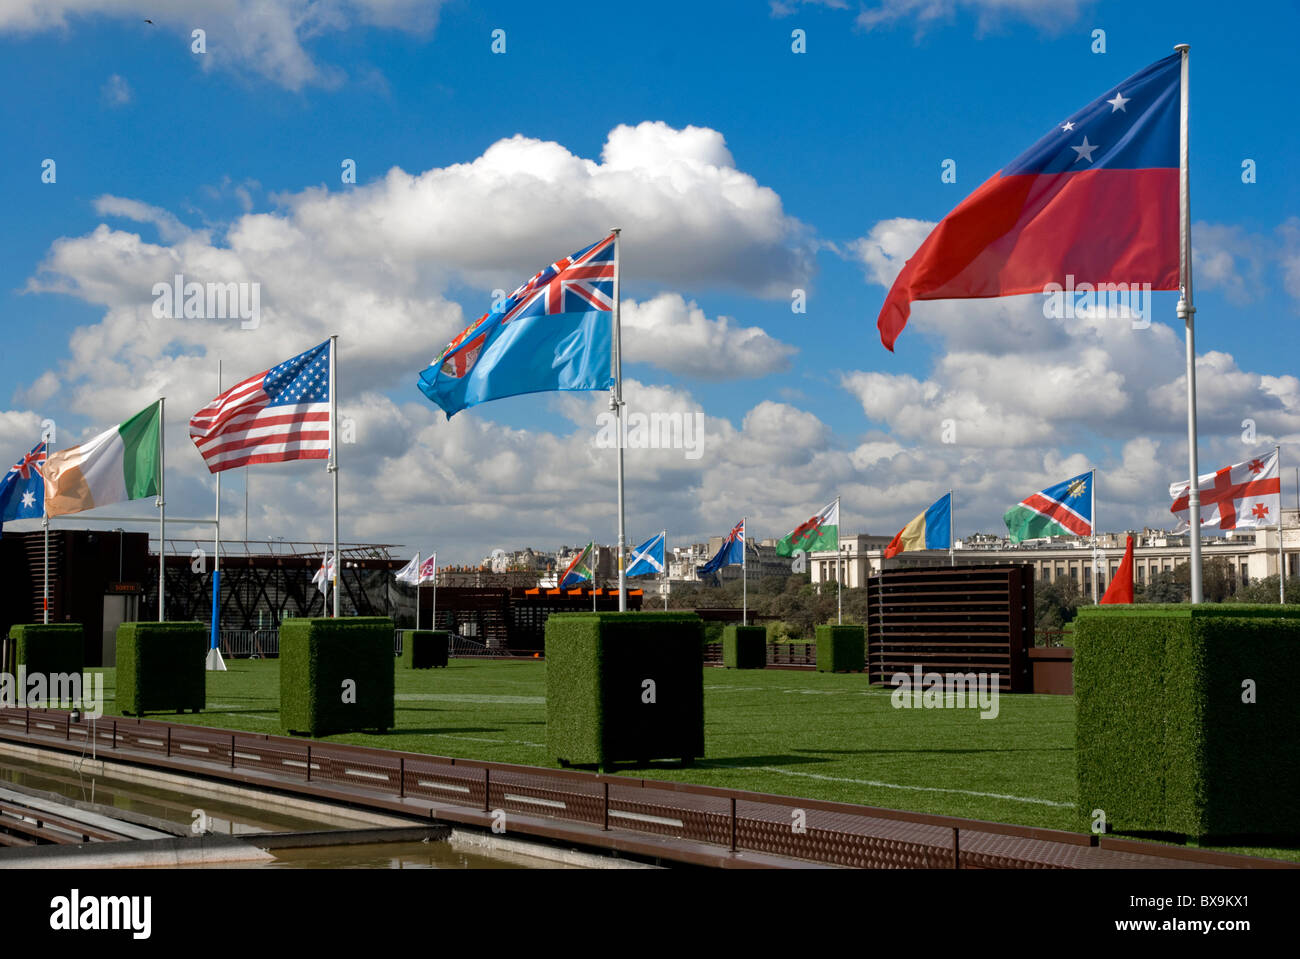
205, 648, 227, 671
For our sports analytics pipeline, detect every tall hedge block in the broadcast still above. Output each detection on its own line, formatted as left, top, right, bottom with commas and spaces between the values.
280, 617, 395, 736
1075, 604, 1300, 840
116, 622, 207, 716
400, 630, 449, 669
722, 625, 766, 669
816, 624, 865, 673
546, 611, 704, 769
9, 623, 84, 677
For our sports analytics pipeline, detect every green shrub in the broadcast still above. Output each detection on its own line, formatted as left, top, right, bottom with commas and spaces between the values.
546, 611, 704, 769
280, 617, 396, 736
815, 624, 865, 673
116, 622, 206, 716
399, 630, 449, 669
1074, 604, 1300, 840
722, 625, 766, 669
9, 623, 84, 678
702, 621, 724, 645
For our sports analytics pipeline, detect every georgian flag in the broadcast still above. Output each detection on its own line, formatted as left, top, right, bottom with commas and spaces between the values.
313, 554, 336, 595
1169, 450, 1281, 531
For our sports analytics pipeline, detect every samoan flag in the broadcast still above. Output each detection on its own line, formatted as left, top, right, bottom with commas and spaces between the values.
0, 441, 48, 536
698, 520, 745, 575
418, 235, 616, 417
878, 53, 1181, 350
626, 531, 666, 578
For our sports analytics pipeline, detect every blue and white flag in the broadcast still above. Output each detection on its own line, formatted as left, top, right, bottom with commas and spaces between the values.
697, 520, 744, 575
0, 441, 47, 536
626, 531, 666, 578
417, 234, 616, 418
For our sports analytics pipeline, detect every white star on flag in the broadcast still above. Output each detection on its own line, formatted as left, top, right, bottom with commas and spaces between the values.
1071, 136, 1099, 163
1107, 91, 1130, 112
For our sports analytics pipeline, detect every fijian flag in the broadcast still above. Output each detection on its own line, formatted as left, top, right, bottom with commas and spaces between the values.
418, 235, 616, 418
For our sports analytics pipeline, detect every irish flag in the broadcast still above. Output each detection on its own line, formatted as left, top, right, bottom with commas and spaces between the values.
44, 403, 162, 517
776, 500, 839, 556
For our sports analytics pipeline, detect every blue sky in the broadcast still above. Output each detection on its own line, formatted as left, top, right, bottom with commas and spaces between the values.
1, 0, 1297, 562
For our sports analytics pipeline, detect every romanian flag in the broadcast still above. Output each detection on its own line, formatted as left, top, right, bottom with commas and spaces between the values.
877, 53, 1180, 350
884, 493, 952, 559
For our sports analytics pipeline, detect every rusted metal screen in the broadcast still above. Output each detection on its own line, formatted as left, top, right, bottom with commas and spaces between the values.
866, 565, 1034, 693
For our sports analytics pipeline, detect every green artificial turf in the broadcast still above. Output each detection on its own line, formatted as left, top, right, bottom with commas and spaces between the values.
73, 659, 1298, 863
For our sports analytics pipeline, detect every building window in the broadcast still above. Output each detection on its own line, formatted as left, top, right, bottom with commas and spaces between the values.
1241, 563, 1249, 586
1137, 566, 1145, 584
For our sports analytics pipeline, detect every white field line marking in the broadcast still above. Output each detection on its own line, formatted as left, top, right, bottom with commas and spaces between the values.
437, 734, 544, 749
396, 694, 544, 705
754, 766, 1075, 808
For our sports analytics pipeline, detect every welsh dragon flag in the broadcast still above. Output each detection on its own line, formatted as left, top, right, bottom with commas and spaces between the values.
776, 500, 838, 556
560, 542, 594, 588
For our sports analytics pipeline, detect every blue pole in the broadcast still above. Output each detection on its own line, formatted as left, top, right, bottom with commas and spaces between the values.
210, 568, 221, 649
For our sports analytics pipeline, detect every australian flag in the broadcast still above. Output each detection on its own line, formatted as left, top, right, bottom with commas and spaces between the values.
417, 234, 617, 417
0, 441, 48, 535
698, 520, 745, 575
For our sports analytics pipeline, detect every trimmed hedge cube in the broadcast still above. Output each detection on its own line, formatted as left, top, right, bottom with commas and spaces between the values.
816, 624, 865, 673
280, 617, 395, 736
1075, 604, 1300, 840
116, 622, 207, 716
9, 623, 84, 678
722, 625, 766, 669
400, 630, 449, 669
546, 611, 704, 769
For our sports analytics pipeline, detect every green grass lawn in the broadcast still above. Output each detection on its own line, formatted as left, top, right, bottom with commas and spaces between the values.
81, 659, 1298, 862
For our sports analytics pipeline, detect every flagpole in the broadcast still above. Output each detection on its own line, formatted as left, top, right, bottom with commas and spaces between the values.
949, 490, 955, 568
431, 551, 437, 628
837, 496, 845, 624
662, 530, 669, 611
329, 334, 340, 618
42, 428, 53, 623
1091, 469, 1098, 604
742, 517, 748, 627
1175, 43, 1204, 604
1278, 446, 1285, 604
611, 228, 627, 613
415, 553, 421, 631
593, 543, 597, 612
210, 362, 224, 668
158, 397, 166, 622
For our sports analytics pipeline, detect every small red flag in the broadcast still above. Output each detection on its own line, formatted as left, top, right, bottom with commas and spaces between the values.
1099, 534, 1135, 604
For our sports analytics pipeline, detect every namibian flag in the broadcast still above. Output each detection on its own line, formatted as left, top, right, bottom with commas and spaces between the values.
884, 493, 951, 559
560, 542, 595, 589
878, 53, 1181, 350
1003, 472, 1093, 544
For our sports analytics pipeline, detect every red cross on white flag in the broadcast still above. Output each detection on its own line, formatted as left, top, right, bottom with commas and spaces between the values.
1169, 449, 1281, 531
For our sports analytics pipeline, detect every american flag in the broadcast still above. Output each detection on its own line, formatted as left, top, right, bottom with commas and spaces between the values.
189, 340, 332, 473
436, 233, 616, 380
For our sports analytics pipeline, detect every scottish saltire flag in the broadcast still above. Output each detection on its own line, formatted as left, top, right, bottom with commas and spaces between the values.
418, 234, 616, 418
1004, 472, 1092, 544
0, 441, 48, 535
698, 520, 744, 575
560, 542, 595, 588
776, 501, 838, 556
189, 340, 331, 472
1169, 450, 1281, 532
394, 554, 420, 585
626, 531, 666, 578
878, 53, 1181, 350
884, 493, 952, 558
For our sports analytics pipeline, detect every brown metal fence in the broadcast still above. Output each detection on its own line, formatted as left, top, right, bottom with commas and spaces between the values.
1, 708, 1290, 870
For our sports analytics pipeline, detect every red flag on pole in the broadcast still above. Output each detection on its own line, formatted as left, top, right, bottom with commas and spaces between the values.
1099, 534, 1135, 604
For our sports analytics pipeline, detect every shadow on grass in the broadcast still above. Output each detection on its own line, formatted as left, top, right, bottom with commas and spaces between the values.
790, 746, 1072, 756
